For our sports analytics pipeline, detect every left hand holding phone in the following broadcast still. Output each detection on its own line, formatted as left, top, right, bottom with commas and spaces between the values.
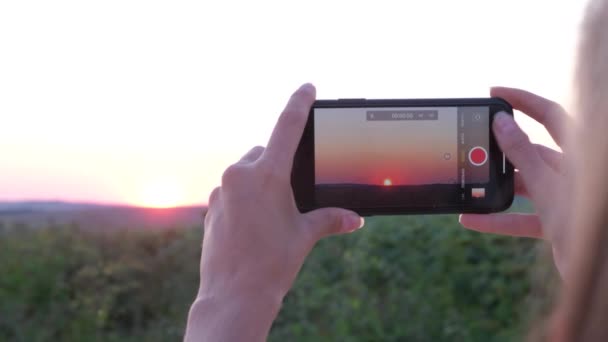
184, 83, 364, 342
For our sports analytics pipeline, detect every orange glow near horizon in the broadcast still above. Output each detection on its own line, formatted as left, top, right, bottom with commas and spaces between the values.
383, 178, 392, 186
135, 179, 185, 208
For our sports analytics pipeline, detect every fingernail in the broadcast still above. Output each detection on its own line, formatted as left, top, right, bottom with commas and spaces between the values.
493, 112, 516, 135
342, 213, 364, 232
299, 83, 315, 93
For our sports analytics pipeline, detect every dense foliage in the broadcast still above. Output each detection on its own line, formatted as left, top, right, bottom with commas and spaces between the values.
0, 213, 551, 341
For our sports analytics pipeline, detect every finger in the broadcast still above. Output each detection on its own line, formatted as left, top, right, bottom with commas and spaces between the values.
493, 112, 548, 197
208, 186, 221, 206
514, 171, 528, 197
535, 144, 563, 173
512, 147, 560, 197
459, 213, 543, 239
202, 206, 209, 222
204, 187, 221, 228
303, 207, 364, 242
491, 87, 568, 146
264, 83, 316, 171
237, 145, 265, 164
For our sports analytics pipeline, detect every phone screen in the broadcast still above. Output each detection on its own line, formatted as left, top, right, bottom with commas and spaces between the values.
313, 106, 494, 208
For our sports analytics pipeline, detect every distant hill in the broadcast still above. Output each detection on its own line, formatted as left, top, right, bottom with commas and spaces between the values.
0, 201, 108, 214
0, 201, 205, 231
316, 183, 461, 208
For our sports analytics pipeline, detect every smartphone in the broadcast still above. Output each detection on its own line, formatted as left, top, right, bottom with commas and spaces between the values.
291, 98, 514, 215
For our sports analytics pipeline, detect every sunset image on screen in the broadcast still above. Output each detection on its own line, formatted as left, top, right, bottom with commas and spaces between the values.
314, 107, 458, 187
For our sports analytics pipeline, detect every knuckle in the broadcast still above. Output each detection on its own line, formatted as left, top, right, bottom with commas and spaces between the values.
251, 145, 265, 155
549, 101, 567, 116
502, 131, 543, 173
307, 210, 340, 236
257, 159, 284, 182
510, 135, 531, 154
203, 208, 222, 234
238, 146, 265, 165
329, 213, 342, 232
203, 209, 212, 230
208, 186, 221, 205
221, 164, 246, 186
504, 129, 531, 154
257, 161, 278, 181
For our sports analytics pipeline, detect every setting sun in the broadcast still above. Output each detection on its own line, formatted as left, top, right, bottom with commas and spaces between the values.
136, 179, 185, 208
383, 178, 392, 186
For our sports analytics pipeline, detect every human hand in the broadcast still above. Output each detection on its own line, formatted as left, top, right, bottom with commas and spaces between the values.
459, 87, 571, 277
184, 84, 364, 342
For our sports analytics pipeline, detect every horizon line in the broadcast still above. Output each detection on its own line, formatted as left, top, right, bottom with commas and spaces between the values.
0, 198, 206, 209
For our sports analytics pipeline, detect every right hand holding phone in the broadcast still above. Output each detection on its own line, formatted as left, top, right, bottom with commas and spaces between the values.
459, 87, 571, 278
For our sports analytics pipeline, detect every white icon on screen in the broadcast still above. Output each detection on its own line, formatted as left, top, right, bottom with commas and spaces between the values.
471, 188, 485, 198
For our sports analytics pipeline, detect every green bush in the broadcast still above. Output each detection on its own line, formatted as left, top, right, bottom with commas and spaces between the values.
0, 213, 549, 341
0, 225, 200, 342
274, 215, 540, 342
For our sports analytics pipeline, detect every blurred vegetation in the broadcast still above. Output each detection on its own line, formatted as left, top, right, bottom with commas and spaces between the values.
0, 211, 554, 341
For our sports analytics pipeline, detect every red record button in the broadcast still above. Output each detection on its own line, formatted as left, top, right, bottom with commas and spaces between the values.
469, 146, 488, 166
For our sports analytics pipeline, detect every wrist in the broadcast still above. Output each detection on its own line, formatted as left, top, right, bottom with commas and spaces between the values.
193, 288, 284, 316
185, 289, 283, 342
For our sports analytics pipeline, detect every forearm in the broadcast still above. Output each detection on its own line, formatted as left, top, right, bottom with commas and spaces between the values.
184, 292, 282, 342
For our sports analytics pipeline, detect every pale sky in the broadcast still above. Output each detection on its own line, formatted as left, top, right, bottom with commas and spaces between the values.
0, 1, 587, 207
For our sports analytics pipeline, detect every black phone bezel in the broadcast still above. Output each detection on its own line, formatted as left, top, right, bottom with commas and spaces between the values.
291, 97, 514, 216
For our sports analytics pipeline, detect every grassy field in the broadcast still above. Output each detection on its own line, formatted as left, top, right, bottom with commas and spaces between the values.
0, 208, 555, 341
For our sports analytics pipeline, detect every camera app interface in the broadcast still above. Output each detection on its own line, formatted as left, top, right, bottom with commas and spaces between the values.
314, 106, 490, 208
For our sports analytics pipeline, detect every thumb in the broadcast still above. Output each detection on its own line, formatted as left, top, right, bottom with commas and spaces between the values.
303, 208, 364, 240
493, 111, 546, 196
